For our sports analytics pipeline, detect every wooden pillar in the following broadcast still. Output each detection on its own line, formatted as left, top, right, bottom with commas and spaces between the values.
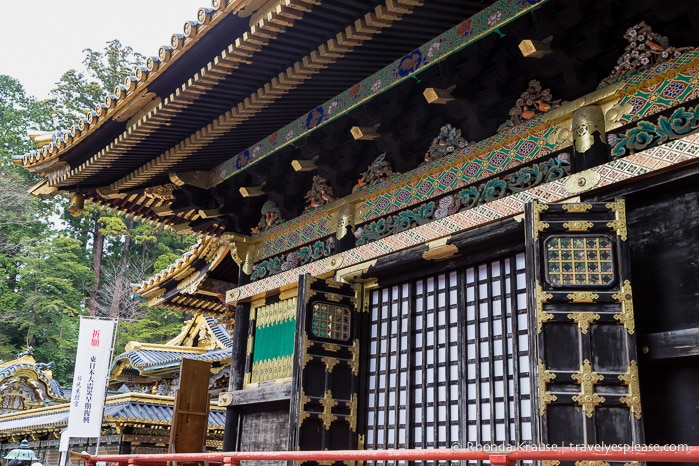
222, 240, 255, 452
571, 105, 609, 173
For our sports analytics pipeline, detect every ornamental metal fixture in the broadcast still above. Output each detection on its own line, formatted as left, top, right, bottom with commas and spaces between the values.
538, 359, 557, 415
299, 388, 311, 426
348, 339, 360, 376
619, 360, 642, 419
531, 201, 550, 241
321, 356, 340, 373
302, 335, 314, 368
606, 199, 628, 241
319, 390, 338, 430
562, 220, 595, 232
536, 281, 554, 333
561, 203, 593, 213
613, 280, 636, 334
571, 359, 605, 418
346, 393, 358, 432
566, 291, 600, 303
566, 311, 601, 334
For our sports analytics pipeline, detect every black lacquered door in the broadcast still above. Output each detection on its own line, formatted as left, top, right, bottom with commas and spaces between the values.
289, 274, 363, 464
525, 199, 644, 446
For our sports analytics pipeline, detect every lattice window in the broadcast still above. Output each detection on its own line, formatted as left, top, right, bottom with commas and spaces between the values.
310, 301, 351, 341
364, 253, 531, 465
545, 235, 615, 287
463, 253, 532, 455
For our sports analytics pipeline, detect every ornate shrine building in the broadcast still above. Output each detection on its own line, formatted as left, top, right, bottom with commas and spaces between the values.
13, 0, 699, 463
0, 314, 229, 463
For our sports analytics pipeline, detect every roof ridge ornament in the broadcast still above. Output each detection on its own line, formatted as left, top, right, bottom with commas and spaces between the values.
599, 21, 691, 88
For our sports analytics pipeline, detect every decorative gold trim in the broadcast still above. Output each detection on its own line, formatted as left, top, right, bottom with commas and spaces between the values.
573, 105, 606, 154
322, 356, 340, 373
566, 311, 600, 334
423, 237, 459, 261
571, 359, 605, 418
562, 220, 594, 232
575, 462, 610, 466
323, 292, 342, 303
325, 255, 344, 270
250, 355, 293, 382
619, 360, 642, 420
349, 339, 360, 376
346, 393, 358, 432
606, 199, 628, 240
532, 201, 550, 240
613, 280, 636, 334
303, 335, 314, 368
536, 281, 554, 333
322, 343, 341, 352
246, 336, 254, 356
319, 390, 338, 430
538, 359, 557, 415
255, 297, 297, 327
567, 291, 599, 303
562, 203, 593, 213
299, 389, 310, 427
564, 170, 601, 194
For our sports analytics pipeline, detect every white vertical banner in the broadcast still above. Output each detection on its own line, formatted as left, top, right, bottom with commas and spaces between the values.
66, 317, 116, 437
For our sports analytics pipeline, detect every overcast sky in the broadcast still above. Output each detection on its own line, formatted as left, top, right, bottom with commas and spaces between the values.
0, 0, 206, 100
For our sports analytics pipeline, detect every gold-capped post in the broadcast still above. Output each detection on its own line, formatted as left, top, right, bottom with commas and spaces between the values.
239, 186, 265, 197
423, 87, 455, 104
350, 126, 380, 140
291, 159, 317, 172
518, 39, 553, 58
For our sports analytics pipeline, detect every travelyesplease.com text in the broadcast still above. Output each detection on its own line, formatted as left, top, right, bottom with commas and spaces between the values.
451, 443, 690, 453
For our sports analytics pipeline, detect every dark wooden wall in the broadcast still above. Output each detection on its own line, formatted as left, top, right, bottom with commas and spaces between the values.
625, 173, 699, 451
239, 407, 289, 466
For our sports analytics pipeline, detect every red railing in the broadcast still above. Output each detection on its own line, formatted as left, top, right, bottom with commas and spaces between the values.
79, 446, 699, 466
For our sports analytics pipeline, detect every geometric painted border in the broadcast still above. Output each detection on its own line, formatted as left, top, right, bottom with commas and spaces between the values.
226, 132, 699, 303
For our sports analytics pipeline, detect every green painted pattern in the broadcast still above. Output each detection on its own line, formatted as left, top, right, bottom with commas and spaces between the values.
215, 0, 551, 181
251, 317, 296, 365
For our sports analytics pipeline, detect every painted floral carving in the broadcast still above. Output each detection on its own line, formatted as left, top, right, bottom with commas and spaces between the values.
424, 124, 469, 163
498, 80, 561, 131
600, 21, 690, 87
305, 175, 335, 210
251, 200, 284, 234
353, 153, 394, 192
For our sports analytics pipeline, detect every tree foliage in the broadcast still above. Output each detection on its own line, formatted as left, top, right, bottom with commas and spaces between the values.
0, 40, 198, 385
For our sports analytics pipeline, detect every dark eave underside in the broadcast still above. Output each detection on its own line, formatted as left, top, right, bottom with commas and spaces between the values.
48, 0, 493, 190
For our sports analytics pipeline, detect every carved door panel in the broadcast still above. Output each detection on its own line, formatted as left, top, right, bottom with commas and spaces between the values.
525, 200, 644, 446
289, 274, 363, 462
